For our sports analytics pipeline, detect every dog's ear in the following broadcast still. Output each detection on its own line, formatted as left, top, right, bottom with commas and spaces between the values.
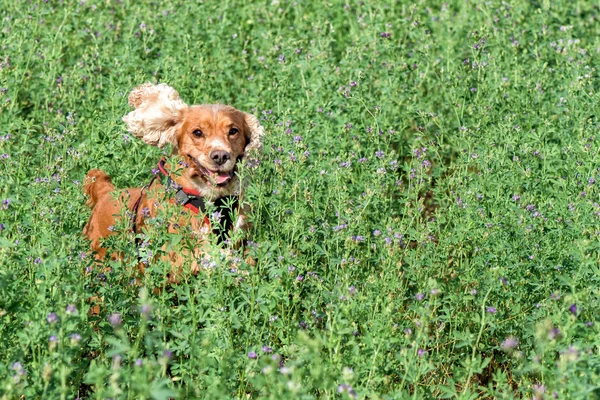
122, 83, 187, 148
243, 112, 265, 161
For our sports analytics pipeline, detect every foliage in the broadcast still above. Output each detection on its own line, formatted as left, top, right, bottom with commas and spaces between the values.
1, 0, 600, 398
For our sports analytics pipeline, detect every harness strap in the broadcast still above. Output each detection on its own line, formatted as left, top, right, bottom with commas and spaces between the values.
131, 159, 238, 243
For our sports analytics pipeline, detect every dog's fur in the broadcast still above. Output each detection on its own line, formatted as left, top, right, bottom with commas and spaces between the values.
83, 83, 264, 280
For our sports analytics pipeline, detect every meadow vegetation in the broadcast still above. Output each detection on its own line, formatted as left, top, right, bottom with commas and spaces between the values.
1, 0, 599, 398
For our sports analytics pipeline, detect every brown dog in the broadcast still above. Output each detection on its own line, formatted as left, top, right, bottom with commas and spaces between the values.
83, 83, 264, 281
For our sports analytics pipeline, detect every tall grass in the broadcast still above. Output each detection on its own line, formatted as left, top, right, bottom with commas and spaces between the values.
1, 0, 599, 398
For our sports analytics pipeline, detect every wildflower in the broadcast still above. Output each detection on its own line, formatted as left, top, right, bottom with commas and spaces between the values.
163, 350, 173, 360
533, 384, 546, 399
548, 327, 560, 340
66, 304, 77, 314
11, 362, 26, 383
296, 275, 304, 282
501, 336, 519, 351
380, 32, 391, 38
486, 307, 497, 314
262, 345, 273, 353
47, 313, 58, 324
415, 293, 424, 301
108, 313, 122, 327
280, 366, 291, 375
135, 359, 143, 367
375, 150, 385, 158
298, 321, 307, 330
338, 384, 357, 398
212, 210, 222, 223
70, 333, 82, 344
141, 304, 152, 319
568, 304, 577, 315
470, 289, 478, 295
248, 351, 257, 359
417, 349, 427, 357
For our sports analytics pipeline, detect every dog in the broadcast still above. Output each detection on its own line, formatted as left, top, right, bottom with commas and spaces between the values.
83, 83, 264, 282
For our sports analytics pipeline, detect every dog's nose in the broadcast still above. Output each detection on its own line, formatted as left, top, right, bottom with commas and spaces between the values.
210, 150, 231, 166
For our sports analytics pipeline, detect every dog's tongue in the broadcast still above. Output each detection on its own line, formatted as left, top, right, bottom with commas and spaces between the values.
210, 171, 231, 185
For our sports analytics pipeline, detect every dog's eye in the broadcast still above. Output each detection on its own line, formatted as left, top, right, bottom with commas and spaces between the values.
229, 128, 239, 135
192, 129, 203, 137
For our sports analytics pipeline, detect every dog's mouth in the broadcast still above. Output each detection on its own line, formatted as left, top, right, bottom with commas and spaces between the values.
189, 156, 235, 187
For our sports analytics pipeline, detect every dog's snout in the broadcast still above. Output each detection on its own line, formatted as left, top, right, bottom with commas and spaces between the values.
210, 150, 231, 166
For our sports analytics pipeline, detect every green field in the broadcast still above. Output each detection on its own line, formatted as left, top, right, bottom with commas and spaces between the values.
1, 0, 600, 398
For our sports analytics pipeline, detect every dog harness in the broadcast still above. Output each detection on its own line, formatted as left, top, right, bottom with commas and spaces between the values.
131, 159, 238, 243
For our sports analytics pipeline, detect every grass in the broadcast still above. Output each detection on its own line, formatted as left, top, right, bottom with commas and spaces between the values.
1, 0, 600, 398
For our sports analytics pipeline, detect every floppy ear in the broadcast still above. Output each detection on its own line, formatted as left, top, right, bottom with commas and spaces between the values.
243, 113, 265, 162
122, 83, 188, 148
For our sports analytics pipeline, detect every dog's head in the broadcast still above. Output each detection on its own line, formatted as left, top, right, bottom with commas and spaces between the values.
122, 83, 264, 197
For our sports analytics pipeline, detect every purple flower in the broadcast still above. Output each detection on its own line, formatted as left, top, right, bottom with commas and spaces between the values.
417, 349, 427, 357
298, 321, 307, 330
338, 384, 357, 398
211, 210, 222, 223
262, 345, 273, 353
135, 358, 143, 367
380, 32, 391, 38
108, 313, 121, 327
512, 194, 520, 201
163, 350, 173, 360
470, 289, 478, 295
569, 304, 577, 315
501, 336, 519, 351
66, 304, 77, 314
486, 307, 497, 314
248, 351, 257, 359
415, 293, 424, 301
375, 150, 385, 158
296, 275, 304, 282
70, 333, 82, 344
47, 312, 58, 324
49, 335, 58, 343
11, 362, 26, 376
141, 304, 152, 318
549, 327, 560, 340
